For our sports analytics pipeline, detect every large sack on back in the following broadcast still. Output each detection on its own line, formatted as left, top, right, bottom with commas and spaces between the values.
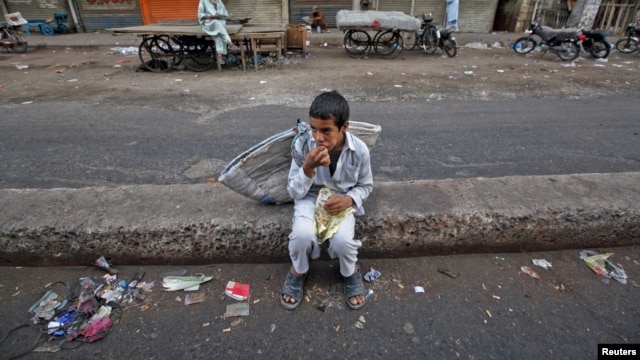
218, 121, 381, 204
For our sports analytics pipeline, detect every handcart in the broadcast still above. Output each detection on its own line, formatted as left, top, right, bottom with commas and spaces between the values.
337, 10, 421, 59
109, 21, 286, 73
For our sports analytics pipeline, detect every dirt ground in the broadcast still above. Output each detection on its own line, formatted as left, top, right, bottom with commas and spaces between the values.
1, 43, 639, 113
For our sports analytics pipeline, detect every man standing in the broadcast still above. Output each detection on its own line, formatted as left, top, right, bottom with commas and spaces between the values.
445, 0, 459, 32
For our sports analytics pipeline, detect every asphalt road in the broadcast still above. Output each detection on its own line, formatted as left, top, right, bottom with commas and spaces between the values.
1, 96, 638, 189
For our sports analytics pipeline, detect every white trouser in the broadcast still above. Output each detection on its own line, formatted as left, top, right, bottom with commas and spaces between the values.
288, 194, 360, 277
213, 32, 231, 56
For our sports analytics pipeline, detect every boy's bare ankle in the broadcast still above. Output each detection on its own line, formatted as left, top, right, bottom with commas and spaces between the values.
290, 267, 303, 277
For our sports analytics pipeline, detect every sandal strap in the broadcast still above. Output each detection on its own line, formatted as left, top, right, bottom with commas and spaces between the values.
281, 272, 306, 302
344, 270, 366, 299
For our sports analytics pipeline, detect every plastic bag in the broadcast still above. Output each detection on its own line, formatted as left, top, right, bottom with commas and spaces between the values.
313, 187, 355, 243
579, 250, 628, 284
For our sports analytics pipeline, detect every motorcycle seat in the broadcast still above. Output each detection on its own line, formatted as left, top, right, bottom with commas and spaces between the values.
538, 26, 579, 42
440, 27, 455, 36
540, 25, 579, 35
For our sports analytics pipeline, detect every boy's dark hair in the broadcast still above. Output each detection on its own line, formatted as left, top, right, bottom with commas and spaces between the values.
309, 91, 350, 128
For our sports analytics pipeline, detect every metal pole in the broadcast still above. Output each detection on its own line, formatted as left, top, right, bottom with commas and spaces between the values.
1, 0, 9, 17
68, 0, 82, 32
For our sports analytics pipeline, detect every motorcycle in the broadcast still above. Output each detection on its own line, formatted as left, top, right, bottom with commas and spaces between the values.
615, 22, 640, 54
0, 21, 28, 53
512, 22, 580, 61
577, 29, 612, 58
435, 26, 459, 57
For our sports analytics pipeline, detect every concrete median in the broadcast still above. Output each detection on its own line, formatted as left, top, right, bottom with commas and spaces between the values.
1, 172, 639, 266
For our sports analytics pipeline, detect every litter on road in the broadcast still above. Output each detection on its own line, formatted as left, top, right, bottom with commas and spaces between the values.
531, 259, 553, 270
580, 250, 628, 284
520, 265, 541, 279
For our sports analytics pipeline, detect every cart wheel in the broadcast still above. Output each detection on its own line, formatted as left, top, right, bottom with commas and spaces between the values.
401, 30, 418, 50
8, 31, 28, 53
40, 24, 54, 36
183, 40, 216, 72
164, 35, 183, 66
138, 36, 176, 72
343, 29, 371, 58
58, 24, 68, 34
373, 29, 403, 58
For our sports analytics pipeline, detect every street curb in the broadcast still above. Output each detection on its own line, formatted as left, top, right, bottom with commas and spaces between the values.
1, 172, 639, 266
22, 30, 523, 50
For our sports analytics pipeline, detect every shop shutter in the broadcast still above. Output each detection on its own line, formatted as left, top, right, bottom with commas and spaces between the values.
76, 1, 143, 31
460, 0, 499, 32
414, 0, 498, 32
139, 0, 282, 25
376, 0, 413, 15
289, 0, 353, 27
140, 0, 199, 24
228, 0, 283, 23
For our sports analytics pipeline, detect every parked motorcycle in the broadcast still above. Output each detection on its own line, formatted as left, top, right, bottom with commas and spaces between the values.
615, 22, 640, 54
512, 22, 580, 61
577, 29, 612, 58
0, 21, 28, 53
435, 27, 459, 57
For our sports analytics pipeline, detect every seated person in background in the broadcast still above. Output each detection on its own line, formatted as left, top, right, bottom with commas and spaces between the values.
198, 0, 240, 64
303, 5, 329, 33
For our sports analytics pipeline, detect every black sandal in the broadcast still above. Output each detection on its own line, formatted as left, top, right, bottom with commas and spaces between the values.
344, 267, 367, 310
280, 270, 307, 310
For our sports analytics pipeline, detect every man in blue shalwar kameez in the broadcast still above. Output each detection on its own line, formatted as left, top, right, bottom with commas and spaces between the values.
445, 0, 459, 32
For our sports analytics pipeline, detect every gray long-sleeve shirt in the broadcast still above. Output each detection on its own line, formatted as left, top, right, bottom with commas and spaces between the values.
287, 131, 373, 215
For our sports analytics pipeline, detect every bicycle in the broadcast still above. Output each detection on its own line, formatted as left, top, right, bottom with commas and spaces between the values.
401, 13, 439, 54
0, 21, 28, 53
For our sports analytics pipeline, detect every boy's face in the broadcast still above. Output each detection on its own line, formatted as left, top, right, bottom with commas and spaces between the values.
310, 117, 349, 152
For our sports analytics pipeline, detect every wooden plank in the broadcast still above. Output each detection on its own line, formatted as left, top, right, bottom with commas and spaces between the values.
238, 23, 287, 33
108, 24, 243, 36
107, 23, 284, 37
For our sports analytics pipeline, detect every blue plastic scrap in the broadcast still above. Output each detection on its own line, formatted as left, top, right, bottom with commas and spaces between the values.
364, 268, 381, 282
